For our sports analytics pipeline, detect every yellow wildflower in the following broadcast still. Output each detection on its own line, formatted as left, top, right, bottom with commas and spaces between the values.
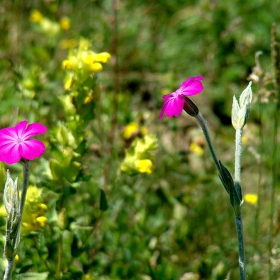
62, 59, 73, 70
59, 39, 78, 49
30, 10, 43, 23
189, 142, 204, 156
123, 122, 139, 139
136, 159, 153, 174
60, 17, 71, 30
95, 52, 111, 63
21, 186, 48, 234
244, 193, 258, 205
89, 62, 102, 72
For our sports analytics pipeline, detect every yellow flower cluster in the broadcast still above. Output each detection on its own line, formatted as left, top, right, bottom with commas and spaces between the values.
30, 10, 71, 37
121, 134, 158, 175
21, 186, 48, 234
122, 122, 148, 140
62, 38, 110, 91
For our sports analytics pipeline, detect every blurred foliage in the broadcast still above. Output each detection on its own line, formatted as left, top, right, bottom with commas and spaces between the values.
0, 0, 280, 279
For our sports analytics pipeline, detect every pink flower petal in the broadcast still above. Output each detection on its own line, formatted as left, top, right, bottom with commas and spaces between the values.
159, 93, 184, 119
180, 75, 204, 96
159, 75, 204, 119
24, 123, 47, 138
0, 143, 21, 165
14, 120, 29, 138
19, 139, 46, 160
0, 120, 47, 165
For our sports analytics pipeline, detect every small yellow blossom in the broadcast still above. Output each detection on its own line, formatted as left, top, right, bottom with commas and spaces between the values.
36, 216, 48, 227
242, 135, 248, 145
60, 17, 71, 30
62, 60, 73, 70
136, 159, 153, 174
64, 75, 75, 90
84, 52, 97, 64
89, 62, 102, 72
21, 186, 48, 234
123, 122, 139, 139
59, 39, 78, 49
95, 52, 111, 63
14, 255, 20, 264
30, 9, 43, 23
189, 142, 204, 156
244, 193, 258, 205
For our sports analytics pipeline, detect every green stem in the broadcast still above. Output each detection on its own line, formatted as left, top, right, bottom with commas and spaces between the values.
195, 113, 220, 171
235, 215, 246, 280
20, 161, 31, 215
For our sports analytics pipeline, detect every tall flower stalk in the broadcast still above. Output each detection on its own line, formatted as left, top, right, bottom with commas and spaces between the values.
0, 121, 47, 280
160, 76, 252, 279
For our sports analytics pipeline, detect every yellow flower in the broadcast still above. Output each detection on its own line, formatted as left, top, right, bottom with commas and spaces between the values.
136, 159, 153, 174
123, 122, 139, 139
60, 17, 71, 30
189, 142, 204, 156
62, 59, 73, 70
244, 193, 258, 205
83, 52, 97, 64
95, 52, 111, 63
36, 216, 48, 227
59, 39, 78, 49
30, 10, 43, 23
89, 62, 102, 72
21, 186, 48, 234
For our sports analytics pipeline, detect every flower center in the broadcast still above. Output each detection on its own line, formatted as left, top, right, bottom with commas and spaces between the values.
16, 137, 24, 144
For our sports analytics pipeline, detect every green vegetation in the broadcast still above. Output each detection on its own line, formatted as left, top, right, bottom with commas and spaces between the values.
0, 0, 280, 279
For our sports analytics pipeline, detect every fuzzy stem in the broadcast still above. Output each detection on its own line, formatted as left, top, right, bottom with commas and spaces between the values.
3, 259, 14, 280
234, 128, 246, 279
234, 129, 242, 184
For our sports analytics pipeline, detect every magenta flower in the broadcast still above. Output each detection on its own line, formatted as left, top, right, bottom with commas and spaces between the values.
159, 75, 204, 119
0, 120, 47, 165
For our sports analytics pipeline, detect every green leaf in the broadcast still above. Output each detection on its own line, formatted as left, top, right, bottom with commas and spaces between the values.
100, 188, 108, 211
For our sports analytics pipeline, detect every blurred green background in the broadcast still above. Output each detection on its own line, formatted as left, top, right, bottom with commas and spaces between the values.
0, 0, 280, 279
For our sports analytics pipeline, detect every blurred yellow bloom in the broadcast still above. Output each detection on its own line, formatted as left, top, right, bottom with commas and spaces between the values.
62, 59, 73, 70
89, 62, 102, 72
242, 135, 248, 145
189, 142, 204, 156
0, 204, 7, 216
64, 74, 75, 90
60, 17, 71, 30
36, 216, 48, 227
123, 122, 139, 139
30, 9, 43, 23
244, 193, 258, 205
59, 39, 78, 49
21, 186, 48, 234
84, 52, 97, 64
95, 52, 111, 63
136, 159, 153, 174
14, 254, 19, 264
121, 134, 158, 175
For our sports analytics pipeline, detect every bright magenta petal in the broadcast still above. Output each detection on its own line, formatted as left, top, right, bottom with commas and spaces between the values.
24, 123, 47, 138
14, 120, 29, 138
159, 93, 184, 118
0, 120, 47, 165
0, 143, 21, 164
180, 75, 204, 96
19, 139, 46, 160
